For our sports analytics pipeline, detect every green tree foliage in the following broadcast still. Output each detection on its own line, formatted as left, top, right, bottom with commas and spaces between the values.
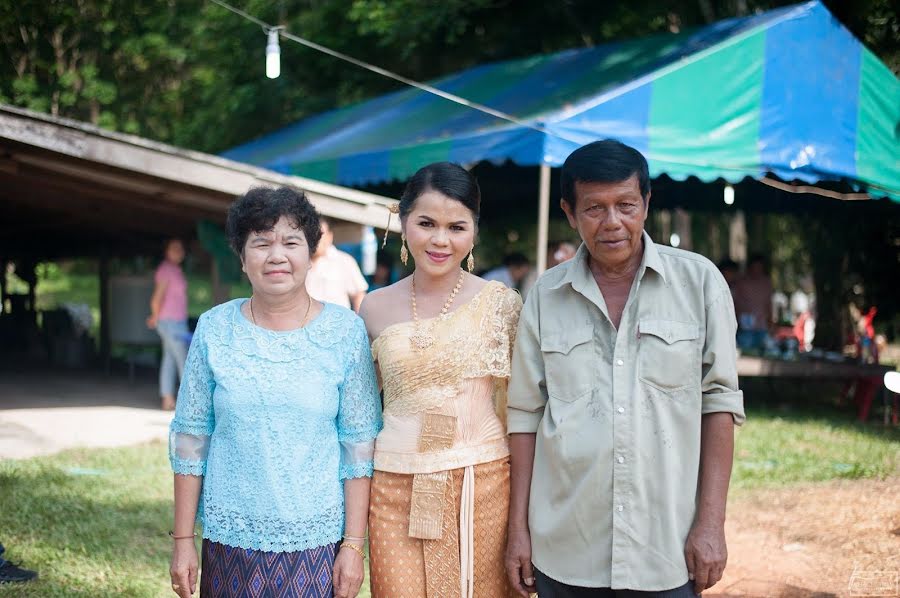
2, 0, 896, 153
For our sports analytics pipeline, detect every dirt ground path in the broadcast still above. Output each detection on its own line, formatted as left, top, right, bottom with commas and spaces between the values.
710, 477, 900, 597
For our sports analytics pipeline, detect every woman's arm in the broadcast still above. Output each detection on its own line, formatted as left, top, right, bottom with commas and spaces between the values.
333, 317, 383, 597
167, 314, 216, 597
147, 279, 168, 328
170, 474, 202, 598
333, 477, 370, 598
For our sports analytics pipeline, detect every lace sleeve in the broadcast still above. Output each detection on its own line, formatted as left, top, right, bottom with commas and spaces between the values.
337, 318, 383, 480
169, 314, 215, 476
502, 288, 523, 366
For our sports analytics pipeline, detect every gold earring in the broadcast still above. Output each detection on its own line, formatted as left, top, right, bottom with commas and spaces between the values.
467, 249, 475, 273
400, 234, 409, 266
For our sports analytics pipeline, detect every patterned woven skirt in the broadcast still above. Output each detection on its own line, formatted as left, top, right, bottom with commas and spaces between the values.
200, 539, 338, 598
368, 457, 516, 598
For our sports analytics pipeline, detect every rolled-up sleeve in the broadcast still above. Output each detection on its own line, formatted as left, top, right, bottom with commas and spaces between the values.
337, 318, 383, 480
169, 314, 216, 475
507, 289, 547, 433
702, 289, 746, 425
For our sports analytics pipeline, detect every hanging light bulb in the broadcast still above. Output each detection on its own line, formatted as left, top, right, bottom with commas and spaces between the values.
723, 184, 735, 205
266, 29, 281, 79
669, 233, 681, 248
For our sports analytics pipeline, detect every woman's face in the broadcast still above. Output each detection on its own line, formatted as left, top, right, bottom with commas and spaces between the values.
241, 216, 311, 298
402, 190, 476, 278
165, 240, 185, 265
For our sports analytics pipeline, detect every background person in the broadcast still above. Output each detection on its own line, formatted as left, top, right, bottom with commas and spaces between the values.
0, 542, 37, 583
147, 238, 189, 411
547, 240, 577, 269
483, 252, 531, 292
306, 215, 369, 311
733, 253, 773, 351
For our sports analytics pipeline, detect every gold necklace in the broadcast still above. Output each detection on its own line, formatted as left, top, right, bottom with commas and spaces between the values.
248, 295, 312, 329
409, 269, 465, 351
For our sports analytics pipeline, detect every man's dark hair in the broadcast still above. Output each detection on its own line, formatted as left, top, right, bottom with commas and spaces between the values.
747, 253, 768, 272
560, 139, 651, 209
502, 252, 530, 268
717, 258, 738, 272
226, 187, 322, 255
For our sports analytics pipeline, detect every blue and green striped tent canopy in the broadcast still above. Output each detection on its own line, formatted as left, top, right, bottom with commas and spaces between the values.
223, 1, 899, 200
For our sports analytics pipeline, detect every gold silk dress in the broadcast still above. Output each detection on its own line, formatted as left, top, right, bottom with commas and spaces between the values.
368, 281, 522, 598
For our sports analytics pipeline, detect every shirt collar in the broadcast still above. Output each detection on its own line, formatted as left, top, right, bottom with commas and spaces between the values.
640, 230, 667, 284
551, 229, 667, 292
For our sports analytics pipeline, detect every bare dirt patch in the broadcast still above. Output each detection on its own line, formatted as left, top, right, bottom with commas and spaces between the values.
711, 478, 900, 597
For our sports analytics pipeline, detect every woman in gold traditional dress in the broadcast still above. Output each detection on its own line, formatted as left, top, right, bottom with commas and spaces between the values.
359, 162, 522, 598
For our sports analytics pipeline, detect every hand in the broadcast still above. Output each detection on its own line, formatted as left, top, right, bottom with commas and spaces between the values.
505, 527, 536, 597
169, 539, 199, 597
147, 314, 158, 329
684, 520, 727, 594
332, 544, 365, 598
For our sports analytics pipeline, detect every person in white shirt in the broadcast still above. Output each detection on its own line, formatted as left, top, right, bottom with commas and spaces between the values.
306, 216, 369, 311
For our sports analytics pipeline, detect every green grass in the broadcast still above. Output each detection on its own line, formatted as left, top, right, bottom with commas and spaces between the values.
1, 405, 898, 596
0, 442, 372, 598
0, 442, 173, 597
731, 405, 900, 491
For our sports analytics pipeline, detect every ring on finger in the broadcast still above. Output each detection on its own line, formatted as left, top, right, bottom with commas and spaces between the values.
172, 583, 180, 590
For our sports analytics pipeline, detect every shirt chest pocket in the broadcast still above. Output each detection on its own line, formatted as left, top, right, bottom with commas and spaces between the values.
638, 319, 701, 393
541, 327, 597, 402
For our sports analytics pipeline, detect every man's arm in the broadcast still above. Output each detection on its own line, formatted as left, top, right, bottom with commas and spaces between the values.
505, 292, 546, 597
686, 287, 745, 593
507, 433, 537, 597
350, 291, 366, 313
684, 412, 733, 593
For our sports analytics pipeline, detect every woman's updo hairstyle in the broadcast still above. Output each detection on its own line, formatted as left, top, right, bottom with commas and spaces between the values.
398, 162, 480, 225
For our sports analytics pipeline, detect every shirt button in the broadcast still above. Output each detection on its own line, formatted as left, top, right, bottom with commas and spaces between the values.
617, 406, 625, 414
617, 456, 625, 464
617, 504, 624, 512
616, 359, 624, 366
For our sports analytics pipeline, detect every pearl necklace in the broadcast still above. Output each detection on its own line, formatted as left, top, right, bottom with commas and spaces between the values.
409, 269, 465, 351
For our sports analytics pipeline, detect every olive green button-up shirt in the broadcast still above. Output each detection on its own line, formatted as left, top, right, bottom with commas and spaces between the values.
508, 232, 745, 591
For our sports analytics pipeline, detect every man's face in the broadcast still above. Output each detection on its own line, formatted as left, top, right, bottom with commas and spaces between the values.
560, 175, 648, 271
315, 221, 333, 258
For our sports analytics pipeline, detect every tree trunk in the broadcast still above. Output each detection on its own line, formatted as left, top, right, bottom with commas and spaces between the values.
805, 213, 845, 350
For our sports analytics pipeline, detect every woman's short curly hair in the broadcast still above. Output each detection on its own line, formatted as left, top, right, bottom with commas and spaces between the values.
226, 187, 322, 256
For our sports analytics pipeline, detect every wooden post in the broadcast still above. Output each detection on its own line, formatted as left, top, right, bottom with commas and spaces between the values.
536, 165, 551, 274
729, 210, 747, 265
0, 258, 6, 314
99, 253, 111, 369
211, 259, 229, 306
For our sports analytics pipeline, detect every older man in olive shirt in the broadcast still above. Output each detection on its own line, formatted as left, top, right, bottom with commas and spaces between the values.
505, 140, 745, 597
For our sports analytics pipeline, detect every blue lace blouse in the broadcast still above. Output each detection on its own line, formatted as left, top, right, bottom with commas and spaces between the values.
168, 299, 382, 552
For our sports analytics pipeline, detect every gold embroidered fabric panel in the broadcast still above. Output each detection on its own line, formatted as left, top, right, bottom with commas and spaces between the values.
409, 471, 448, 540
418, 413, 457, 453
368, 461, 517, 598
372, 282, 522, 420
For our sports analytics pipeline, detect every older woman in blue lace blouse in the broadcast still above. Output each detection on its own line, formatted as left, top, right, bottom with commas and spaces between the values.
167, 187, 382, 598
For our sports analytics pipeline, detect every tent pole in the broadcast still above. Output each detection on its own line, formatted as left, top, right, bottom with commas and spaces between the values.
537, 164, 550, 275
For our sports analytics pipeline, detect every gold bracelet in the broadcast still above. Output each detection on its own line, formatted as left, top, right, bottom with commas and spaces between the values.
168, 531, 198, 540
339, 542, 366, 559
342, 535, 366, 543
